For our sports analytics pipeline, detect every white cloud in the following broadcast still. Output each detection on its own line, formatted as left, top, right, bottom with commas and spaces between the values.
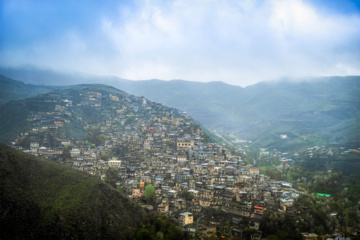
96, 0, 360, 85
2, 0, 360, 86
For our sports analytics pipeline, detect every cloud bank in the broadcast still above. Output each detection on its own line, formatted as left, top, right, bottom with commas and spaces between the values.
1, 0, 360, 86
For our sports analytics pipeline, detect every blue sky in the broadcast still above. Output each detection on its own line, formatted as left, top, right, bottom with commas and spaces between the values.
1, 0, 360, 86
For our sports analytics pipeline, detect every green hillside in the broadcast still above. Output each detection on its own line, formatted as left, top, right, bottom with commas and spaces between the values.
0, 75, 55, 106
112, 76, 360, 149
0, 83, 129, 143
1, 68, 359, 150
0, 143, 144, 240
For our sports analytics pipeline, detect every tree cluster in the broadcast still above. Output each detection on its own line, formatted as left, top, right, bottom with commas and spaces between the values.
135, 215, 186, 240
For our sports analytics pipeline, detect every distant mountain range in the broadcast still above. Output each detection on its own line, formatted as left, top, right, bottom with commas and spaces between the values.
1, 66, 359, 150
0, 75, 55, 106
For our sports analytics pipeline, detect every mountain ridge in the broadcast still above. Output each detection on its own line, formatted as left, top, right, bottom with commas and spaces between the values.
0, 81, 130, 143
1, 67, 359, 149
0, 75, 55, 106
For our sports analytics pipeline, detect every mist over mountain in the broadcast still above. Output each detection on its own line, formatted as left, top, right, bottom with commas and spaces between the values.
0, 66, 126, 86
1, 72, 360, 238
119, 77, 359, 148
1, 67, 359, 150
0, 75, 55, 106
106, 76, 360, 149
2, 0, 360, 237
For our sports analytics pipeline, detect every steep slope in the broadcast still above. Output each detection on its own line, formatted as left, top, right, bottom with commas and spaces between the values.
110, 77, 360, 148
0, 143, 144, 240
0, 83, 129, 143
1, 67, 359, 149
237, 77, 360, 147
0, 75, 55, 106
113, 79, 245, 127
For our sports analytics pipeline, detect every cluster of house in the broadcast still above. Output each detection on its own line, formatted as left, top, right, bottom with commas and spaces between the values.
13, 89, 307, 239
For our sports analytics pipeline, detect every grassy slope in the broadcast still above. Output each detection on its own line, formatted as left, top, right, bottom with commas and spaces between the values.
0, 143, 144, 240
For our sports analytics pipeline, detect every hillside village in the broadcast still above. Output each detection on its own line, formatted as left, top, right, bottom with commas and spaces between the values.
11, 88, 340, 239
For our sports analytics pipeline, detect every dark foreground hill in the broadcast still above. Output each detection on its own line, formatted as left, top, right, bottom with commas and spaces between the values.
0, 143, 144, 240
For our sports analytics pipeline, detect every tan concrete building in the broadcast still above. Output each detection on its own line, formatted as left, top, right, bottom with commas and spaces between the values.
179, 212, 193, 225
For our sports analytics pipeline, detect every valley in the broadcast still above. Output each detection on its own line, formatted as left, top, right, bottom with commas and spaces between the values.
2, 0, 360, 238
2, 68, 359, 150
1, 75, 359, 239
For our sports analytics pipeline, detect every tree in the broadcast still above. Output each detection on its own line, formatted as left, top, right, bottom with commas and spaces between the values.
16, 136, 30, 148
166, 225, 183, 240
116, 185, 123, 193
187, 193, 194, 201
100, 154, 110, 160
195, 220, 199, 236
144, 184, 156, 205
46, 133, 59, 148
243, 228, 256, 239
264, 235, 280, 240
134, 214, 184, 240
86, 129, 105, 146
62, 147, 71, 161
105, 167, 118, 188
85, 140, 95, 148
156, 231, 164, 240
226, 220, 230, 234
